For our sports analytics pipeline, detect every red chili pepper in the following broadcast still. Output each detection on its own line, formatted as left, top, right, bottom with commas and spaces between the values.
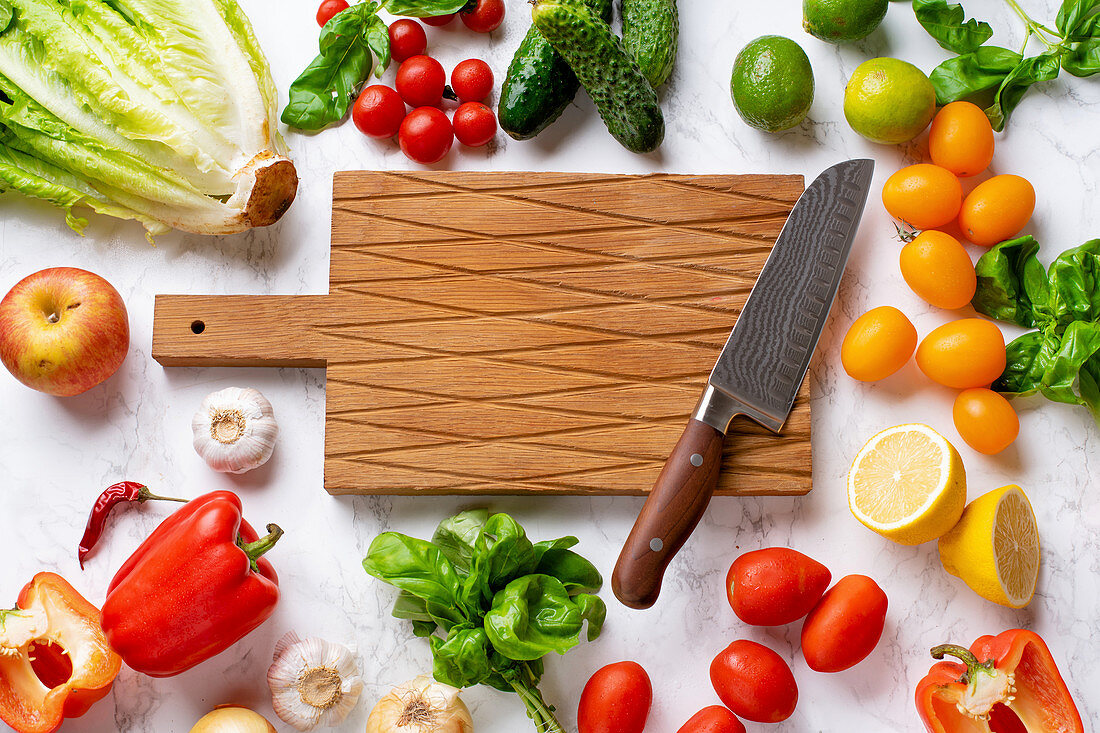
78, 481, 186, 569
915, 629, 1083, 733
0, 573, 122, 733
100, 491, 281, 677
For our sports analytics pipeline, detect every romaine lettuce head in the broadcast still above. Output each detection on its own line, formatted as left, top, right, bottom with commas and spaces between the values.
0, 0, 296, 236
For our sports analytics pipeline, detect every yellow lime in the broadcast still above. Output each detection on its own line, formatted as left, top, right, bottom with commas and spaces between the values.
938, 485, 1039, 608
847, 423, 966, 545
844, 58, 936, 144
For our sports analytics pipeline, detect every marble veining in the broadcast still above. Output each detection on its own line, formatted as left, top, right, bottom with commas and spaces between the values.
0, 0, 1097, 730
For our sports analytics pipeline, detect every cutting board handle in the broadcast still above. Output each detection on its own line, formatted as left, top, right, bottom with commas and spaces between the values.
612, 419, 725, 609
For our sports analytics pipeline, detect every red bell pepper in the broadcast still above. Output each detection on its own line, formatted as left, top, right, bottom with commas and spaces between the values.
100, 490, 282, 677
916, 629, 1083, 733
0, 573, 121, 733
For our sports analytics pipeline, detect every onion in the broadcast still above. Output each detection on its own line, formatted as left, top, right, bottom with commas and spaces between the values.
189, 705, 277, 733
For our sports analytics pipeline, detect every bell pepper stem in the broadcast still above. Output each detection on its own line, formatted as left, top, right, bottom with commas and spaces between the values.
238, 524, 284, 572
931, 644, 995, 684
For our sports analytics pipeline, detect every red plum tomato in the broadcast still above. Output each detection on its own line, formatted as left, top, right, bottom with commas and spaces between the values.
677, 705, 747, 733
800, 574, 888, 673
710, 640, 797, 723
726, 547, 832, 626
451, 59, 494, 102
399, 107, 453, 164
577, 661, 652, 733
421, 12, 455, 25
396, 55, 446, 107
461, 0, 505, 32
352, 85, 406, 139
388, 19, 427, 62
453, 102, 497, 146
316, 0, 348, 26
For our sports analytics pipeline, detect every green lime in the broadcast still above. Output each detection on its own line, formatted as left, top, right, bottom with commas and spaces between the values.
730, 36, 814, 133
844, 57, 936, 144
803, 0, 888, 43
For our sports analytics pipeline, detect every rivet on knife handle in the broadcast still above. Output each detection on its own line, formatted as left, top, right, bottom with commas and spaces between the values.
611, 419, 725, 609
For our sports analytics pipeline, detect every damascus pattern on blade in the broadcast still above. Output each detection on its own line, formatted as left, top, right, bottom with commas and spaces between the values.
707, 159, 874, 432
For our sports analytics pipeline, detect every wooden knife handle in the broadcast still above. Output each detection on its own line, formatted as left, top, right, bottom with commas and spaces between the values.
612, 419, 726, 609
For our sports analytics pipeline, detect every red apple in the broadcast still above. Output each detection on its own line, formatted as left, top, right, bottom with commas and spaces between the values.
0, 267, 129, 396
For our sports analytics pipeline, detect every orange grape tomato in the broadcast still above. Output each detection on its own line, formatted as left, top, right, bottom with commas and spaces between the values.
928, 101, 995, 177
958, 174, 1035, 247
841, 306, 918, 382
881, 164, 962, 230
915, 318, 1006, 389
953, 388, 1020, 455
899, 230, 976, 310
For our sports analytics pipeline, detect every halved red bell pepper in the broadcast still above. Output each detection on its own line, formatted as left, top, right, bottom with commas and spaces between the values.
100, 490, 282, 677
0, 572, 121, 733
916, 629, 1083, 733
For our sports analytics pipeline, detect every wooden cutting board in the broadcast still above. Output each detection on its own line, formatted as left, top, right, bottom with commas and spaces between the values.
153, 171, 811, 496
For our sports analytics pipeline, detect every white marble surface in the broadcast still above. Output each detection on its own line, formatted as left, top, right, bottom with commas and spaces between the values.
1, 0, 1097, 730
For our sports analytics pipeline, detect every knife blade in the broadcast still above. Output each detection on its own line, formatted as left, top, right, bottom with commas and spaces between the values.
612, 159, 875, 610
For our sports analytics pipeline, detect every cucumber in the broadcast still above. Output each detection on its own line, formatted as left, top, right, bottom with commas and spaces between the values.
532, 0, 664, 153
621, 0, 678, 87
499, 0, 612, 140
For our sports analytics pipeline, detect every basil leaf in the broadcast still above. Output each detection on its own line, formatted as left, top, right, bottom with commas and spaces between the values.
431, 627, 493, 687
930, 46, 1021, 107
363, 532, 469, 628
1047, 239, 1100, 326
0, 0, 13, 34
973, 235, 1049, 327
1038, 321, 1100, 420
573, 592, 606, 641
365, 14, 392, 79
914, 0, 993, 54
535, 548, 604, 593
382, 0, 468, 17
996, 331, 1049, 395
432, 508, 489, 573
1062, 37, 1100, 76
281, 3, 380, 130
988, 52, 1062, 130
484, 575, 587, 660
1056, 0, 1100, 36
532, 536, 579, 565
473, 513, 539, 592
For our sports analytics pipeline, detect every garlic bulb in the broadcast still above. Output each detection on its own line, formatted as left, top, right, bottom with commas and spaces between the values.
267, 632, 363, 730
192, 387, 278, 474
189, 705, 277, 733
366, 676, 474, 733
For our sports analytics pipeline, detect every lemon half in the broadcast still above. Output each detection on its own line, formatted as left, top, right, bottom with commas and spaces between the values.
847, 424, 967, 545
938, 485, 1040, 608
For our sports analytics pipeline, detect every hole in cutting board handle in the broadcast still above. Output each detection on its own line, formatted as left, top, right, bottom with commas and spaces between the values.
190, 320, 206, 335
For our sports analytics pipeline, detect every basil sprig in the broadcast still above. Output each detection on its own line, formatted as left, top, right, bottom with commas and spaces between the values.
363, 510, 606, 733
282, 0, 468, 130
973, 236, 1100, 424
913, 0, 1100, 130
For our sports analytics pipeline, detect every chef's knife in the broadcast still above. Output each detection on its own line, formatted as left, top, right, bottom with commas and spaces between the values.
611, 159, 875, 610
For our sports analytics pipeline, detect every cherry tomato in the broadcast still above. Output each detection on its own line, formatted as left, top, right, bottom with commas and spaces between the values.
677, 706, 747, 733
577, 661, 652, 733
710, 640, 797, 723
841, 306, 918, 382
726, 547, 831, 626
316, 0, 348, 26
421, 12, 455, 26
800, 574, 888, 673
396, 55, 447, 108
451, 59, 494, 102
916, 318, 1006, 389
958, 174, 1035, 247
351, 85, 406, 139
399, 107, 453, 164
881, 164, 962, 229
388, 19, 427, 63
953, 388, 1019, 454
452, 102, 497, 146
461, 0, 505, 32
929, 101, 995, 177
899, 230, 976, 310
